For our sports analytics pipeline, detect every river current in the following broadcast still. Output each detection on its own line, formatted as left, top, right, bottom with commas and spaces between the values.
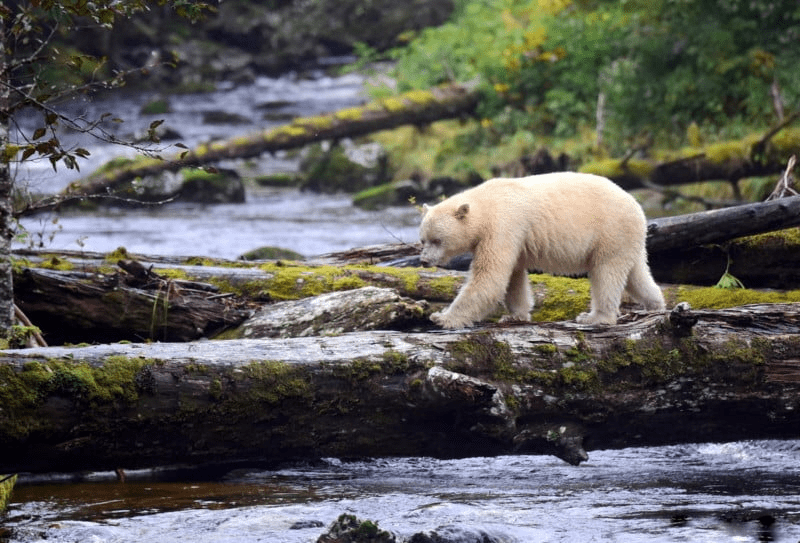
5, 440, 800, 542
13, 70, 420, 259
5, 73, 800, 543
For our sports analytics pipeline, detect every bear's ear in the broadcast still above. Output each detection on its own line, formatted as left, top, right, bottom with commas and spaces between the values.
421, 203, 430, 216
454, 203, 469, 220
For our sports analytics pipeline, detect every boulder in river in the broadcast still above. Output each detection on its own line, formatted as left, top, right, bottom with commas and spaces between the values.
300, 140, 392, 193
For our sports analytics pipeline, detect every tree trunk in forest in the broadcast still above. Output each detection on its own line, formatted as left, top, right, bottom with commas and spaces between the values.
1, 302, 799, 473
59, 83, 479, 202
0, 14, 15, 333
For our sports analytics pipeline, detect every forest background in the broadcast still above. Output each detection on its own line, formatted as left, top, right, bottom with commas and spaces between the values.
365, 0, 800, 203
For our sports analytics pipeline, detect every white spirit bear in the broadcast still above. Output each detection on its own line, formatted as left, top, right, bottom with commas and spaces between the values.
419, 173, 665, 328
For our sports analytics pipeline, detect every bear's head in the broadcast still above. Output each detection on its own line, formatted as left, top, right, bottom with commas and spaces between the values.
419, 200, 473, 267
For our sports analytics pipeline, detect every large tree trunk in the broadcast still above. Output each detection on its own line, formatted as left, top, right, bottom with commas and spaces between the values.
1, 302, 799, 473
0, 14, 15, 332
12, 261, 252, 344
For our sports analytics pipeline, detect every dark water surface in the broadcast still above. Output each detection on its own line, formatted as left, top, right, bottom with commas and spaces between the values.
5, 440, 800, 542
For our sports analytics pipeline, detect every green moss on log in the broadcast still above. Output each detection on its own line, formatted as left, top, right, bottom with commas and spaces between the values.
0, 356, 162, 440
0, 474, 16, 513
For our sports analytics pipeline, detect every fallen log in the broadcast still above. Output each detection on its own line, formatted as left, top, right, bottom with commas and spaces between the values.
1, 302, 799, 472
63, 83, 479, 200
646, 195, 800, 252
13, 259, 252, 344
581, 123, 800, 191
13, 221, 800, 346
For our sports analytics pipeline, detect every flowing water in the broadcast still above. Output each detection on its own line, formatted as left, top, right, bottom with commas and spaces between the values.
4, 440, 800, 542
13, 70, 421, 259
6, 72, 800, 543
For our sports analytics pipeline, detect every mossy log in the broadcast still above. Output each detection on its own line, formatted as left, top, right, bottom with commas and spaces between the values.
1, 302, 799, 473
65, 84, 479, 199
12, 258, 252, 344
646, 195, 800, 253
581, 126, 800, 190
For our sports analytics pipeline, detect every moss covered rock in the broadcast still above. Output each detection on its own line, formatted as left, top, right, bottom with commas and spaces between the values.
300, 141, 391, 193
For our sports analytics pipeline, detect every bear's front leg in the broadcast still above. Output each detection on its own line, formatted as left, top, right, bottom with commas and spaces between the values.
431, 260, 512, 329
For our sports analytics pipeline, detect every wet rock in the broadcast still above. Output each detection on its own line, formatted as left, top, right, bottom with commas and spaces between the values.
176, 168, 246, 204
238, 246, 305, 261
352, 179, 420, 210
201, 110, 252, 125
300, 140, 391, 193
238, 286, 430, 339
317, 514, 396, 543
408, 527, 507, 543
291, 519, 325, 530
128, 168, 245, 205
352, 175, 478, 211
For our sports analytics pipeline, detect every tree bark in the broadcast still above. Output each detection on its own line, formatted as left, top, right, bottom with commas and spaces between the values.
13, 261, 251, 344
645, 195, 800, 252
62, 83, 479, 201
0, 14, 16, 332
1, 303, 799, 473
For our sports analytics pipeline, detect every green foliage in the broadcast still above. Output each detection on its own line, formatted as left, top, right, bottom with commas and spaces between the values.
383, 0, 800, 150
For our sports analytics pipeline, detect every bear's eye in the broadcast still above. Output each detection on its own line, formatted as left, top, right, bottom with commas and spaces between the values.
431, 239, 441, 246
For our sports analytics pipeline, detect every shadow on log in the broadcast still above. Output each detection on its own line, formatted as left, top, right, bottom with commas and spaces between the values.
1, 303, 799, 472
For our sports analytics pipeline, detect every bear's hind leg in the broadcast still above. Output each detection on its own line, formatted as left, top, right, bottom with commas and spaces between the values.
502, 258, 533, 322
576, 261, 628, 325
624, 254, 665, 311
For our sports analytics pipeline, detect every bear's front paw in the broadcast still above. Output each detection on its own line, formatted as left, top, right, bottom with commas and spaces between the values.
430, 311, 472, 329
576, 311, 617, 325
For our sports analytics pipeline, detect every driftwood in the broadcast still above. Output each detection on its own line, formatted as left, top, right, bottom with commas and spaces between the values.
65, 83, 479, 199
1, 302, 799, 473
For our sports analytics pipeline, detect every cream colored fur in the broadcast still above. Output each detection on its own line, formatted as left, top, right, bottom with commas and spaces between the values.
419, 172, 665, 328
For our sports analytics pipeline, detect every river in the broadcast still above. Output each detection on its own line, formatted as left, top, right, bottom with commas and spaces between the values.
4, 440, 800, 542
5, 72, 800, 543
12, 70, 420, 259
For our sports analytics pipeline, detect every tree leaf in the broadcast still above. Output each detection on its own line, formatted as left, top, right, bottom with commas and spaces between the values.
32, 128, 46, 141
